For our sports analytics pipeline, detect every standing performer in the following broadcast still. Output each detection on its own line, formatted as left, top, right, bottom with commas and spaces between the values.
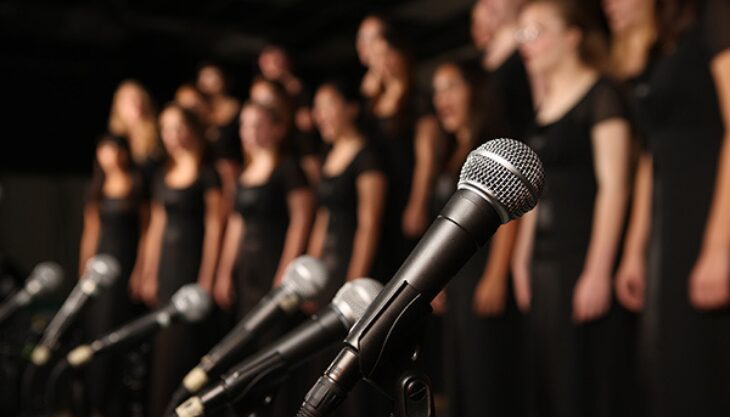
512, 1, 634, 416
612, 0, 730, 416
140, 104, 222, 417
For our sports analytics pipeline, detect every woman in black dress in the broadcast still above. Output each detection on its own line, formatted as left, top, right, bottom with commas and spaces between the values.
309, 81, 388, 417
78, 135, 147, 417
612, 1, 730, 416
140, 103, 223, 417
512, 2, 633, 416
430, 59, 521, 417
213, 101, 314, 320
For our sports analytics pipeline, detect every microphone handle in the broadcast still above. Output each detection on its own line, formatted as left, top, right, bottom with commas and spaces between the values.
198, 306, 348, 415
0, 290, 30, 324
38, 284, 90, 350
93, 304, 179, 355
201, 289, 289, 376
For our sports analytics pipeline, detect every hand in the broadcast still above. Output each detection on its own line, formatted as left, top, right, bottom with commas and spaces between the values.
431, 290, 447, 315
614, 255, 646, 312
402, 203, 429, 238
689, 246, 730, 310
473, 276, 507, 317
512, 264, 531, 313
140, 274, 158, 308
128, 266, 143, 301
213, 274, 235, 310
572, 271, 612, 323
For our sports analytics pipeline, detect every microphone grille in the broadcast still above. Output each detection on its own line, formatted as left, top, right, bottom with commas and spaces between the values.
28, 262, 64, 295
282, 256, 329, 300
85, 255, 120, 287
458, 138, 544, 222
331, 278, 383, 326
172, 284, 212, 322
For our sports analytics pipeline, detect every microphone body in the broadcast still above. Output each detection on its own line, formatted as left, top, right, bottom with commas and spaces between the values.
176, 278, 383, 417
66, 283, 211, 368
182, 256, 328, 393
0, 262, 63, 324
297, 138, 545, 417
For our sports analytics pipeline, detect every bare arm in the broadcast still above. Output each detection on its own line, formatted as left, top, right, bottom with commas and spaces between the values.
346, 172, 387, 280
129, 203, 151, 300
198, 189, 223, 292
473, 220, 519, 316
403, 115, 439, 237
573, 118, 631, 322
140, 202, 166, 306
511, 209, 537, 312
78, 202, 100, 278
213, 213, 244, 309
688, 50, 730, 309
215, 159, 241, 223
273, 189, 315, 287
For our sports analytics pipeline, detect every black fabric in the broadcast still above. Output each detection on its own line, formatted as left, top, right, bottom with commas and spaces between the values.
232, 156, 308, 321
209, 117, 243, 163
490, 51, 535, 139
148, 165, 220, 417
635, 1, 730, 416
525, 77, 636, 417
83, 172, 146, 417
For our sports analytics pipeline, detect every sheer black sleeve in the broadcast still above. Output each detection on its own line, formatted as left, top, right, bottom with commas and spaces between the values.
590, 79, 630, 127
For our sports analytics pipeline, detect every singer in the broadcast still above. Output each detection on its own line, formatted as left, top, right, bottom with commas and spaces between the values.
140, 103, 224, 417
512, 1, 634, 416
77, 134, 148, 417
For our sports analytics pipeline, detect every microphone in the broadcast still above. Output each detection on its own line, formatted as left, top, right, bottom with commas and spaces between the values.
66, 283, 212, 368
297, 138, 545, 417
30, 254, 120, 366
0, 262, 63, 324
175, 278, 384, 417
181, 256, 329, 394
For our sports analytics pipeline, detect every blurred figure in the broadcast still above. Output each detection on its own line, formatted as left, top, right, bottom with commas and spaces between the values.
512, 1, 634, 416
610, 0, 730, 416
357, 15, 389, 98
431, 60, 521, 417
250, 77, 322, 185
196, 63, 243, 217
472, 0, 535, 139
213, 101, 313, 318
79, 134, 147, 417
310, 81, 388, 417
257, 44, 314, 135
359, 27, 440, 281
107, 80, 162, 187
140, 104, 223, 417
175, 84, 212, 127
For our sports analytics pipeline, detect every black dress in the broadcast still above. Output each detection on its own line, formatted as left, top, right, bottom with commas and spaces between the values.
433, 133, 523, 417
635, 1, 730, 416
148, 165, 220, 417
316, 145, 390, 417
209, 117, 244, 164
232, 156, 308, 320
490, 50, 535, 140
525, 78, 635, 417
83, 172, 145, 417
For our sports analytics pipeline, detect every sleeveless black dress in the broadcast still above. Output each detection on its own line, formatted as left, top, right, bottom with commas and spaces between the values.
148, 165, 220, 417
232, 156, 308, 320
634, 1, 730, 416
83, 172, 145, 417
525, 78, 635, 417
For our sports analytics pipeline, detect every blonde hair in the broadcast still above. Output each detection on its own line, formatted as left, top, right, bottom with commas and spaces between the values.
108, 80, 159, 163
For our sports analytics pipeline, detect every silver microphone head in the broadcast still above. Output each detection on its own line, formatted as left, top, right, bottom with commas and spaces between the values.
172, 284, 212, 322
458, 138, 545, 223
331, 278, 384, 327
281, 256, 329, 300
85, 255, 120, 288
25, 262, 63, 297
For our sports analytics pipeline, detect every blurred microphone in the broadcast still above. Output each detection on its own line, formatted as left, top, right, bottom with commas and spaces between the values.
181, 256, 328, 394
297, 138, 545, 417
175, 278, 384, 417
30, 255, 120, 365
0, 262, 63, 324
66, 283, 211, 368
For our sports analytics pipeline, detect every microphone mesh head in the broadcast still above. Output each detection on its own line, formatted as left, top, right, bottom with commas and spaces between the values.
458, 138, 544, 222
27, 262, 63, 295
282, 256, 329, 300
85, 254, 120, 287
331, 278, 383, 327
172, 284, 212, 322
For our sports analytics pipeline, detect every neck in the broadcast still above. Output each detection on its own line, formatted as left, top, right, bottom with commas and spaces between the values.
249, 147, 278, 164
334, 126, 361, 147
612, 19, 656, 77
543, 54, 592, 94
170, 151, 198, 168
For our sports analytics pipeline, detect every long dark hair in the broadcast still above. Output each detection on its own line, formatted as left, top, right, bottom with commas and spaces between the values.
160, 103, 208, 164
87, 134, 135, 203
656, 0, 699, 51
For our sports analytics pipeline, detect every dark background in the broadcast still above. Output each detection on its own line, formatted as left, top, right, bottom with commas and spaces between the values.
0, 0, 478, 174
